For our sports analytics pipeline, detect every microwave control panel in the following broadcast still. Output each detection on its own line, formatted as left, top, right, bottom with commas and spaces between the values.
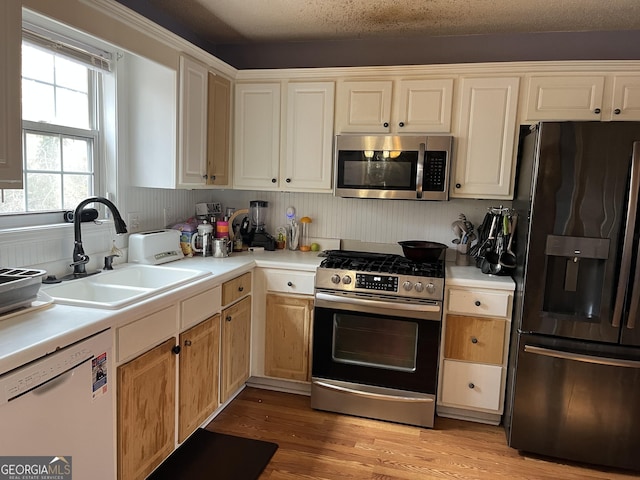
423, 151, 447, 192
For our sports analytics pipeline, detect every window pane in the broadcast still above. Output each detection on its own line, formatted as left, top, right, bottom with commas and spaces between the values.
22, 79, 55, 123
56, 87, 89, 129
22, 45, 54, 83
0, 189, 26, 214
26, 173, 62, 211
63, 174, 92, 209
55, 56, 88, 92
25, 133, 61, 171
63, 138, 92, 172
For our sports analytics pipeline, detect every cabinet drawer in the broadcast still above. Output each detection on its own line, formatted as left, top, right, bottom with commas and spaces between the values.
222, 272, 252, 305
265, 270, 315, 295
181, 286, 221, 330
440, 360, 503, 411
447, 288, 511, 318
444, 315, 506, 364
117, 305, 178, 361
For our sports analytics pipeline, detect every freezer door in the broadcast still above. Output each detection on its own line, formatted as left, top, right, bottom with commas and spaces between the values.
521, 122, 640, 343
508, 333, 640, 470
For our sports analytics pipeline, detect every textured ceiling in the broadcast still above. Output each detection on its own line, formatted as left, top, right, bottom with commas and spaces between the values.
120, 0, 640, 45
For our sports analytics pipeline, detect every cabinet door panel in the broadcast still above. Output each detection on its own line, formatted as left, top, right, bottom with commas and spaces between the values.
396, 78, 453, 133
444, 315, 506, 364
179, 315, 220, 442
265, 294, 312, 381
118, 338, 176, 480
453, 77, 519, 199
611, 75, 640, 121
221, 296, 252, 402
525, 75, 604, 121
336, 80, 392, 133
178, 55, 208, 186
234, 83, 281, 188
207, 73, 231, 186
284, 82, 335, 191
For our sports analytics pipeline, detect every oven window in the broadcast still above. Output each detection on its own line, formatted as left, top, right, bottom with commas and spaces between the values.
332, 314, 418, 372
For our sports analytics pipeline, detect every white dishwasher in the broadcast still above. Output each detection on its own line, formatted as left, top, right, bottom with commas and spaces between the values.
0, 329, 114, 479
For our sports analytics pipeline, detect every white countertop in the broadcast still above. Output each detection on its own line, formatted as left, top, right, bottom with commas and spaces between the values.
0, 249, 324, 375
0, 250, 512, 375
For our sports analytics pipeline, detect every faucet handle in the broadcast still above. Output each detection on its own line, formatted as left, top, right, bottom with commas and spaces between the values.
70, 255, 89, 267
104, 254, 119, 270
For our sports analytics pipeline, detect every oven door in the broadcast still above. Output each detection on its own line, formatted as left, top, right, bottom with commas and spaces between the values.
312, 291, 441, 395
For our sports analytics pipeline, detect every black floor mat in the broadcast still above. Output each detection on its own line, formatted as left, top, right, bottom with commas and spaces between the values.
148, 429, 278, 480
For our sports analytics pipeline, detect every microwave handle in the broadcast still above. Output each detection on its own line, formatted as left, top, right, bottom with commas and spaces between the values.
415, 143, 426, 199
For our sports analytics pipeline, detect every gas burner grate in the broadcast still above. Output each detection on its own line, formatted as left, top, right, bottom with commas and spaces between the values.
319, 250, 444, 278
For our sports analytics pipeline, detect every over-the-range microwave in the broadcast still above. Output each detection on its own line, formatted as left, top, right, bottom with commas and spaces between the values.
334, 134, 453, 201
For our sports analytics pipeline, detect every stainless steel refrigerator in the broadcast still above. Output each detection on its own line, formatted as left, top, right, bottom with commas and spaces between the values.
505, 121, 640, 471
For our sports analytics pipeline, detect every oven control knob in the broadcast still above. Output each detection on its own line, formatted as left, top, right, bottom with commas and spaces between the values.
330, 274, 341, 284
425, 283, 436, 294
402, 281, 413, 291
414, 282, 424, 292
342, 275, 352, 285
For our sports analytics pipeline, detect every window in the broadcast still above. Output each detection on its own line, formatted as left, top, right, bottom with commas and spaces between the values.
0, 22, 113, 223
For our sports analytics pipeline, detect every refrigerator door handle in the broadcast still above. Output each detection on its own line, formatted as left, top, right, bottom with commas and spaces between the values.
612, 141, 640, 328
524, 345, 640, 369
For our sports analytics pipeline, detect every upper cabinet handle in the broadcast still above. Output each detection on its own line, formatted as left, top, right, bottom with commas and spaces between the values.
614, 108, 622, 115
474, 300, 481, 306
383, 122, 389, 128
398, 122, 405, 127
594, 108, 601, 114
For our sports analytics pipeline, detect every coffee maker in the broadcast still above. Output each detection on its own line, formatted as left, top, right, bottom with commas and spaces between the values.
241, 200, 276, 251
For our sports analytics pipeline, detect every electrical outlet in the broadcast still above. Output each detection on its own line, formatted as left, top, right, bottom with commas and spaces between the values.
163, 207, 174, 228
127, 212, 141, 232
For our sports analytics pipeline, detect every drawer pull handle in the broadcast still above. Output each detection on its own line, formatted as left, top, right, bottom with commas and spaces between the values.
287, 281, 293, 287
238, 286, 244, 292
226, 315, 232, 322
474, 300, 481, 306
468, 382, 475, 389
471, 337, 478, 344
184, 340, 192, 347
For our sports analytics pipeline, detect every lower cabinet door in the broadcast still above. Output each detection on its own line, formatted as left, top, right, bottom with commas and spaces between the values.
440, 359, 503, 411
117, 338, 176, 480
221, 296, 251, 403
178, 314, 220, 443
265, 293, 313, 381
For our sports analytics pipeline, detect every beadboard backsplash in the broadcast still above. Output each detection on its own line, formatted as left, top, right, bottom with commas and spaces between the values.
0, 186, 507, 276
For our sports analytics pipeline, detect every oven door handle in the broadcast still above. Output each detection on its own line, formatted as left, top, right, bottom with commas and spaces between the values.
313, 379, 434, 403
315, 292, 441, 320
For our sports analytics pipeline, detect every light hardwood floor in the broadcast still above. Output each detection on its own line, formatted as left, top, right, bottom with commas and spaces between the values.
206, 387, 638, 480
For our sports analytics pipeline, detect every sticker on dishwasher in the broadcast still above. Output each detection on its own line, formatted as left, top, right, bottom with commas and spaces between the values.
92, 352, 108, 400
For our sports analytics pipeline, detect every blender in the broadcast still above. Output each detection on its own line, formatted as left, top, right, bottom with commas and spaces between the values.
245, 200, 276, 250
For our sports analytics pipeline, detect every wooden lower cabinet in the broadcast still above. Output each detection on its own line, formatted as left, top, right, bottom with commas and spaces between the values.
117, 338, 176, 480
178, 314, 220, 442
264, 293, 313, 381
221, 295, 251, 403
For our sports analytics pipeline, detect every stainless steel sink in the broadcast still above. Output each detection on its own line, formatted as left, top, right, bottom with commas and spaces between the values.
43, 264, 210, 309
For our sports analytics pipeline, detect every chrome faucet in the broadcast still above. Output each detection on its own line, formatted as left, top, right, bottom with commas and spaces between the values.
72, 197, 127, 276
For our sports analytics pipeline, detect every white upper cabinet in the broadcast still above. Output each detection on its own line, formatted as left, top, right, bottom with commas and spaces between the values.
233, 83, 282, 189
177, 55, 208, 187
452, 76, 520, 200
0, 0, 22, 189
234, 81, 335, 192
335, 78, 453, 133
524, 74, 640, 121
283, 82, 335, 191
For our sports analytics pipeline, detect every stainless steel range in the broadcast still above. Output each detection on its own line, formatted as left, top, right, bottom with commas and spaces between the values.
311, 250, 444, 428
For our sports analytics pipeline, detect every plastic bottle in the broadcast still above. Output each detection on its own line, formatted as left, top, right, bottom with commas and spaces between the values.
299, 216, 312, 251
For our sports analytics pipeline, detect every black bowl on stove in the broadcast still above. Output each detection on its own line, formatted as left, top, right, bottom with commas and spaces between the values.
398, 241, 448, 262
